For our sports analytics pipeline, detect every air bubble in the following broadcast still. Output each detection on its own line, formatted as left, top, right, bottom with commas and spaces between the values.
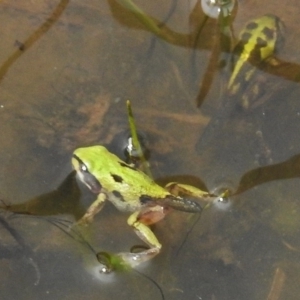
201, 0, 235, 19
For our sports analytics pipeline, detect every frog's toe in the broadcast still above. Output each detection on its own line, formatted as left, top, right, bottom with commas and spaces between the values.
117, 247, 160, 268
96, 251, 129, 273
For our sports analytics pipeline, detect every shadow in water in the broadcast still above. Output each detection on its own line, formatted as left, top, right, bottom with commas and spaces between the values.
1, 171, 85, 220
236, 152, 300, 195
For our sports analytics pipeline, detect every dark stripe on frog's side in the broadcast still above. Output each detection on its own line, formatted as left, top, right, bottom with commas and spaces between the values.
140, 194, 202, 213
228, 15, 283, 97
140, 194, 153, 205
160, 196, 202, 212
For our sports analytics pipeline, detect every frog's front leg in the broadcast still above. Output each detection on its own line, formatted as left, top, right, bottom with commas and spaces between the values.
78, 192, 106, 225
117, 207, 166, 268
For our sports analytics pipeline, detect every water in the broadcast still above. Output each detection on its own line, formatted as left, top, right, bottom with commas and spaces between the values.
1, 0, 300, 299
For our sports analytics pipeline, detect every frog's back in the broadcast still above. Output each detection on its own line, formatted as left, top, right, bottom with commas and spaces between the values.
75, 145, 170, 204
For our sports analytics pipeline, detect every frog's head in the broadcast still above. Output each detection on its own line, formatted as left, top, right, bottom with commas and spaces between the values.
72, 146, 108, 194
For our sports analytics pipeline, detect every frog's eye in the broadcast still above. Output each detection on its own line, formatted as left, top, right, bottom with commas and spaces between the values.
73, 155, 89, 173
79, 162, 89, 173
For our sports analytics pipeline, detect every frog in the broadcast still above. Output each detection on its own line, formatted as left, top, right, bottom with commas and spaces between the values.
72, 145, 217, 270
227, 14, 285, 108
196, 14, 285, 151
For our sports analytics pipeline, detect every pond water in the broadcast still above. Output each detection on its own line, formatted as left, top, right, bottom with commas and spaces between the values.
1, 0, 300, 299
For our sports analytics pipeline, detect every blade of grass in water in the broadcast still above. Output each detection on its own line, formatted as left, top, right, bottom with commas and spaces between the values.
126, 100, 152, 177
115, 0, 189, 46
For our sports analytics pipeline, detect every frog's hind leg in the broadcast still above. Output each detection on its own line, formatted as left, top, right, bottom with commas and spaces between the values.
117, 208, 166, 268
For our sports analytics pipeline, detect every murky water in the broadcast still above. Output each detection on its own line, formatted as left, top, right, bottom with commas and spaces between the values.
1, 0, 300, 299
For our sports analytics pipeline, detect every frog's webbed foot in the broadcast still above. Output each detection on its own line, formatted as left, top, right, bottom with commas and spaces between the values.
94, 209, 163, 273
96, 247, 160, 273
96, 251, 130, 273
117, 247, 160, 269
110, 210, 163, 269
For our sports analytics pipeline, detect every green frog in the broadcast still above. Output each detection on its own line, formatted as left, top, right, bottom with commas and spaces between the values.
197, 14, 284, 151
227, 14, 284, 108
72, 145, 216, 270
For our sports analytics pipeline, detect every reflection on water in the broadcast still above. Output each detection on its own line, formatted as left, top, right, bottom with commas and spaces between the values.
1, 0, 300, 299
